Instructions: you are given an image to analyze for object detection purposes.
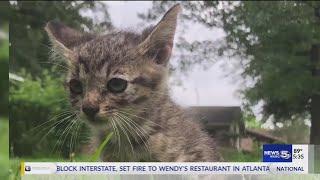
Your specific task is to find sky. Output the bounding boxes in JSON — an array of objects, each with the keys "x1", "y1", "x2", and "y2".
[{"x1": 104, "y1": 1, "x2": 242, "y2": 107}]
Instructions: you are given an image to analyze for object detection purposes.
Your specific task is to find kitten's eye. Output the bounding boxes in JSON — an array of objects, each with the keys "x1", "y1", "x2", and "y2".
[
  {"x1": 107, "y1": 78, "x2": 128, "y2": 93},
  {"x1": 69, "y1": 79, "x2": 83, "y2": 94}
]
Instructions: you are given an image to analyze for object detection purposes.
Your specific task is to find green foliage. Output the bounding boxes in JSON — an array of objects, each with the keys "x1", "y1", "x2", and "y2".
[
  {"x1": 0, "y1": 18, "x2": 9, "y2": 179},
  {"x1": 273, "y1": 120, "x2": 310, "y2": 144},
  {"x1": 0, "y1": 119, "x2": 9, "y2": 179},
  {"x1": 145, "y1": 1, "x2": 320, "y2": 126},
  {"x1": 0, "y1": 22, "x2": 9, "y2": 116},
  {"x1": 220, "y1": 145, "x2": 261, "y2": 162},
  {"x1": 244, "y1": 114, "x2": 262, "y2": 129},
  {"x1": 316, "y1": 146, "x2": 320, "y2": 173},
  {"x1": 9, "y1": 69, "x2": 84, "y2": 157},
  {"x1": 221, "y1": 1, "x2": 320, "y2": 122},
  {"x1": 10, "y1": 70, "x2": 66, "y2": 109},
  {"x1": 7, "y1": 1, "x2": 111, "y2": 76},
  {"x1": 0, "y1": 24, "x2": 8, "y2": 60},
  {"x1": 9, "y1": 158, "x2": 19, "y2": 180}
]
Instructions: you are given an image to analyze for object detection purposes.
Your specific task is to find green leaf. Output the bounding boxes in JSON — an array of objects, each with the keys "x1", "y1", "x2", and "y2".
[{"x1": 90, "y1": 132, "x2": 113, "y2": 162}]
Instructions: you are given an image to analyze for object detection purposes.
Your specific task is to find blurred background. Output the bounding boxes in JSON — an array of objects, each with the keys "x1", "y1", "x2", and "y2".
[
  {"x1": 5, "y1": 1, "x2": 320, "y2": 176},
  {"x1": 0, "y1": 1, "x2": 9, "y2": 179}
]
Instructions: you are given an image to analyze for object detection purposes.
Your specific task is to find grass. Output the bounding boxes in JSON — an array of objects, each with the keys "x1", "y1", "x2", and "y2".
[
  {"x1": 90, "y1": 132, "x2": 113, "y2": 162},
  {"x1": 9, "y1": 131, "x2": 113, "y2": 180},
  {"x1": 219, "y1": 146, "x2": 261, "y2": 162},
  {"x1": 314, "y1": 145, "x2": 320, "y2": 173},
  {"x1": 0, "y1": 118, "x2": 9, "y2": 179}
]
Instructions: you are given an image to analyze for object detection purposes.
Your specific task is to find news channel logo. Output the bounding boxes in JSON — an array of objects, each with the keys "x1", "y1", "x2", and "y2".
[
  {"x1": 263, "y1": 144, "x2": 292, "y2": 162},
  {"x1": 25, "y1": 166, "x2": 31, "y2": 172}
]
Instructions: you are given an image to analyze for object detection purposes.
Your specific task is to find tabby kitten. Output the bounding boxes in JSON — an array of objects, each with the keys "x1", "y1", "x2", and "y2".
[{"x1": 45, "y1": 4, "x2": 221, "y2": 162}]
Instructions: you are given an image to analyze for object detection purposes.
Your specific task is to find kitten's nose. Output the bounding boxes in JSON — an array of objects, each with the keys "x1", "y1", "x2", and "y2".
[{"x1": 82, "y1": 105, "x2": 99, "y2": 119}]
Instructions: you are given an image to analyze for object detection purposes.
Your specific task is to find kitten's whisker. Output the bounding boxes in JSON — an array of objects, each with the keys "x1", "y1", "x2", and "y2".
[
  {"x1": 117, "y1": 108, "x2": 162, "y2": 129},
  {"x1": 116, "y1": 112, "x2": 149, "y2": 138},
  {"x1": 111, "y1": 117, "x2": 121, "y2": 157},
  {"x1": 121, "y1": 120, "x2": 149, "y2": 146},
  {"x1": 59, "y1": 118, "x2": 79, "y2": 155},
  {"x1": 117, "y1": 110, "x2": 164, "y2": 129},
  {"x1": 40, "y1": 42, "x2": 52, "y2": 50},
  {"x1": 117, "y1": 113, "x2": 149, "y2": 141},
  {"x1": 61, "y1": 118, "x2": 79, "y2": 153},
  {"x1": 114, "y1": 113, "x2": 140, "y2": 142},
  {"x1": 51, "y1": 97, "x2": 68, "y2": 104},
  {"x1": 111, "y1": 117, "x2": 121, "y2": 158},
  {"x1": 52, "y1": 122, "x2": 73, "y2": 154},
  {"x1": 73, "y1": 121, "x2": 83, "y2": 154},
  {"x1": 70, "y1": 119, "x2": 82, "y2": 154},
  {"x1": 75, "y1": 121, "x2": 83, "y2": 150},
  {"x1": 69, "y1": 123, "x2": 76, "y2": 155},
  {"x1": 37, "y1": 113, "x2": 76, "y2": 144},
  {"x1": 115, "y1": 113, "x2": 151, "y2": 157},
  {"x1": 114, "y1": 114, "x2": 144, "y2": 156},
  {"x1": 114, "y1": 116, "x2": 135, "y2": 156},
  {"x1": 39, "y1": 61, "x2": 70, "y2": 71},
  {"x1": 52, "y1": 117, "x2": 78, "y2": 154},
  {"x1": 109, "y1": 117, "x2": 118, "y2": 157},
  {"x1": 29, "y1": 111, "x2": 74, "y2": 133},
  {"x1": 51, "y1": 119, "x2": 74, "y2": 155}
]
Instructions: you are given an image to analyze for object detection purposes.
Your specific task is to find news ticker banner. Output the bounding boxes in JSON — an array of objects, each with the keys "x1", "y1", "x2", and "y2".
[{"x1": 21, "y1": 144, "x2": 318, "y2": 175}]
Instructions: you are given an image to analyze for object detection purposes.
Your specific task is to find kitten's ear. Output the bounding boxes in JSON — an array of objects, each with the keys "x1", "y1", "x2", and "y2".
[
  {"x1": 137, "y1": 4, "x2": 181, "y2": 66},
  {"x1": 45, "y1": 21, "x2": 93, "y2": 61}
]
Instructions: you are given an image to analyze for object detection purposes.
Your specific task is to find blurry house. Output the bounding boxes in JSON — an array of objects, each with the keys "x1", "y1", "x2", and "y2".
[
  {"x1": 187, "y1": 106, "x2": 286, "y2": 152},
  {"x1": 243, "y1": 128, "x2": 286, "y2": 148},
  {"x1": 186, "y1": 106, "x2": 244, "y2": 150}
]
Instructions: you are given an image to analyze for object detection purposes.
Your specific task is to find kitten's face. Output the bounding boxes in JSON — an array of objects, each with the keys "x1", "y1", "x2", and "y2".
[
  {"x1": 45, "y1": 4, "x2": 181, "y2": 128},
  {"x1": 67, "y1": 34, "x2": 165, "y2": 126}
]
